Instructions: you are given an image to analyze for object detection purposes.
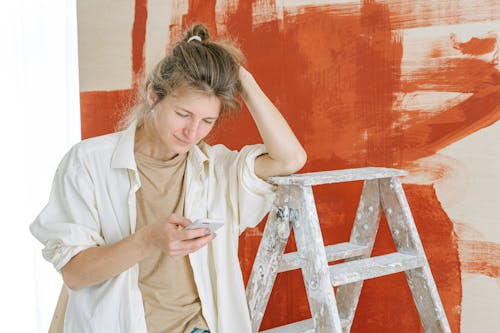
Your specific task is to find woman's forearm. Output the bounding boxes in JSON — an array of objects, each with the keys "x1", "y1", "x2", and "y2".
[
  {"x1": 61, "y1": 227, "x2": 154, "y2": 291},
  {"x1": 240, "y1": 68, "x2": 307, "y2": 178},
  {"x1": 60, "y1": 215, "x2": 213, "y2": 291}
]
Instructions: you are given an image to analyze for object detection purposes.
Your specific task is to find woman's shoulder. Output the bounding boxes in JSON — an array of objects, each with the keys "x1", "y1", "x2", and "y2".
[
  {"x1": 197, "y1": 142, "x2": 267, "y2": 161},
  {"x1": 197, "y1": 141, "x2": 235, "y2": 158},
  {"x1": 78, "y1": 131, "x2": 122, "y2": 151},
  {"x1": 61, "y1": 131, "x2": 123, "y2": 169}
]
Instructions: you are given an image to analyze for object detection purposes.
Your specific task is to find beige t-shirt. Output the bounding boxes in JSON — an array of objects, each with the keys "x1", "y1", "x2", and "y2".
[{"x1": 135, "y1": 151, "x2": 208, "y2": 333}]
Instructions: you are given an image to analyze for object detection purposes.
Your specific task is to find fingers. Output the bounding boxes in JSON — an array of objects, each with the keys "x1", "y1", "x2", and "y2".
[
  {"x1": 186, "y1": 233, "x2": 214, "y2": 252},
  {"x1": 169, "y1": 233, "x2": 216, "y2": 258},
  {"x1": 165, "y1": 214, "x2": 209, "y2": 240},
  {"x1": 158, "y1": 214, "x2": 217, "y2": 258},
  {"x1": 165, "y1": 218, "x2": 210, "y2": 241},
  {"x1": 167, "y1": 213, "x2": 191, "y2": 228},
  {"x1": 181, "y1": 227, "x2": 211, "y2": 240}
]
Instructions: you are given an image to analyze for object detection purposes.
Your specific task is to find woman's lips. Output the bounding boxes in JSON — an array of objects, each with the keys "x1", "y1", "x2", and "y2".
[{"x1": 174, "y1": 135, "x2": 191, "y2": 146}]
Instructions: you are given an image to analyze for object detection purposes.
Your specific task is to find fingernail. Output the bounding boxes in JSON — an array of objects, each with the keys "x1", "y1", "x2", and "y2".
[{"x1": 204, "y1": 228, "x2": 211, "y2": 235}]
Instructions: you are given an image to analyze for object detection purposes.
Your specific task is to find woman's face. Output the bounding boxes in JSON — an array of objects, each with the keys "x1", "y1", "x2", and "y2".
[{"x1": 151, "y1": 90, "x2": 221, "y2": 156}]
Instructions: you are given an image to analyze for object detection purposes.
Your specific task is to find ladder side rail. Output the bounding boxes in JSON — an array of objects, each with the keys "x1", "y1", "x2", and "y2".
[
  {"x1": 268, "y1": 168, "x2": 408, "y2": 186},
  {"x1": 334, "y1": 179, "x2": 382, "y2": 332},
  {"x1": 379, "y1": 177, "x2": 451, "y2": 333},
  {"x1": 246, "y1": 186, "x2": 292, "y2": 333},
  {"x1": 290, "y1": 184, "x2": 343, "y2": 333}
]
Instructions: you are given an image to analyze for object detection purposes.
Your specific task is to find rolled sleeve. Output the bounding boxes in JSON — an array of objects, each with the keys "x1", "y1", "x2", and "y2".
[
  {"x1": 30, "y1": 148, "x2": 105, "y2": 272},
  {"x1": 236, "y1": 144, "x2": 276, "y2": 233},
  {"x1": 42, "y1": 240, "x2": 97, "y2": 272}
]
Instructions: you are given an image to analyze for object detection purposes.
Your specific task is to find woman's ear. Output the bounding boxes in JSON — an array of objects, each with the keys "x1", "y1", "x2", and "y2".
[{"x1": 146, "y1": 84, "x2": 158, "y2": 106}]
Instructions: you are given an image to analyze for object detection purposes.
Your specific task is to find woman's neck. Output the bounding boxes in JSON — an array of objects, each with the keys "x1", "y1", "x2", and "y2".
[{"x1": 134, "y1": 125, "x2": 178, "y2": 161}]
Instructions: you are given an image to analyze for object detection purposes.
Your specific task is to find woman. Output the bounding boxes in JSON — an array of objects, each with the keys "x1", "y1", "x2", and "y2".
[{"x1": 30, "y1": 24, "x2": 306, "y2": 333}]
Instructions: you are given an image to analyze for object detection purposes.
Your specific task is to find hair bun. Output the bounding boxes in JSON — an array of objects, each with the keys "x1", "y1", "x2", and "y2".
[{"x1": 184, "y1": 24, "x2": 209, "y2": 43}]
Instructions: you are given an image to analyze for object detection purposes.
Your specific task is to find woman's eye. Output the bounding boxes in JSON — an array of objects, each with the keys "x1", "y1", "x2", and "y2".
[
  {"x1": 175, "y1": 112, "x2": 189, "y2": 118},
  {"x1": 203, "y1": 119, "x2": 215, "y2": 125}
]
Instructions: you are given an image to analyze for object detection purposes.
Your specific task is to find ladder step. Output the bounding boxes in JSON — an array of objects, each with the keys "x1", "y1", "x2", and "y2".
[
  {"x1": 325, "y1": 242, "x2": 370, "y2": 262},
  {"x1": 259, "y1": 318, "x2": 314, "y2": 333},
  {"x1": 268, "y1": 167, "x2": 408, "y2": 186},
  {"x1": 259, "y1": 318, "x2": 350, "y2": 333},
  {"x1": 330, "y1": 253, "x2": 425, "y2": 287},
  {"x1": 278, "y1": 242, "x2": 370, "y2": 273}
]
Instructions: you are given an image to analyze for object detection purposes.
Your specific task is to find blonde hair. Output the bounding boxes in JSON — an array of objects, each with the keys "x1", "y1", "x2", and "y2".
[{"x1": 117, "y1": 24, "x2": 245, "y2": 131}]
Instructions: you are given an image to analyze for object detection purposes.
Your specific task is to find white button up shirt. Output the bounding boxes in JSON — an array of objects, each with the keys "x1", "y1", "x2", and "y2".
[{"x1": 30, "y1": 123, "x2": 276, "y2": 333}]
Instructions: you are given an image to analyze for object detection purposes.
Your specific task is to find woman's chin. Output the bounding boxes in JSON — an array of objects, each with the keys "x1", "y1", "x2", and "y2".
[{"x1": 172, "y1": 143, "x2": 193, "y2": 155}]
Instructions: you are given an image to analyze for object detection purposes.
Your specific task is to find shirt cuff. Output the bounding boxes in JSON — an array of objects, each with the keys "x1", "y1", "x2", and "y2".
[{"x1": 43, "y1": 239, "x2": 94, "y2": 272}]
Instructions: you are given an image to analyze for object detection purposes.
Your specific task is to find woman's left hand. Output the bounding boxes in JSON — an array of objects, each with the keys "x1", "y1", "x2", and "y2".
[{"x1": 238, "y1": 66, "x2": 307, "y2": 179}]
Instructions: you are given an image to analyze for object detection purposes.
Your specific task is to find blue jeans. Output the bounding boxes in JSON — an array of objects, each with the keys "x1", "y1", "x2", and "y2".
[{"x1": 190, "y1": 329, "x2": 210, "y2": 333}]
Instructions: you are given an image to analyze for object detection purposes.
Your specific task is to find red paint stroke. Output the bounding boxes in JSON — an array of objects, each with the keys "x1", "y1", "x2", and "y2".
[
  {"x1": 400, "y1": 58, "x2": 500, "y2": 162},
  {"x1": 182, "y1": 0, "x2": 217, "y2": 36},
  {"x1": 356, "y1": 1, "x2": 403, "y2": 168},
  {"x1": 452, "y1": 35, "x2": 497, "y2": 56},
  {"x1": 80, "y1": 90, "x2": 135, "y2": 139},
  {"x1": 399, "y1": 185, "x2": 461, "y2": 332},
  {"x1": 132, "y1": 0, "x2": 148, "y2": 89},
  {"x1": 460, "y1": 240, "x2": 500, "y2": 278},
  {"x1": 430, "y1": 47, "x2": 442, "y2": 58},
  {"x1": 385, "y1": 0, "x2": 500, "y2": 30}
]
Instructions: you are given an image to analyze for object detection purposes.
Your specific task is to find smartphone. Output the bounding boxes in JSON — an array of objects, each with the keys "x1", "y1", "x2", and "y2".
[{"x1": 185, "y1": 218, "x2": 224, "y2": 234}]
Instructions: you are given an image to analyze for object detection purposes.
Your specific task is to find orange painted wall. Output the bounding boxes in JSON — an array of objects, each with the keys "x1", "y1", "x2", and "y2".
[{"x1": 79, "y1": 1, "x2": 499, "y2": 331}]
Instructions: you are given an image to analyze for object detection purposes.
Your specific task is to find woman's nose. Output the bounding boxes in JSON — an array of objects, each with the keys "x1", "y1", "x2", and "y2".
[{"x1": 183, "y1": 121, "x2": 198, "y2": 140}]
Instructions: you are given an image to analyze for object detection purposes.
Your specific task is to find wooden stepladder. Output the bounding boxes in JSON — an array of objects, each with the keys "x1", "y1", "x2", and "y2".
[{"x1": 246, "y1": 168, "x2": 451, "y2": 333}]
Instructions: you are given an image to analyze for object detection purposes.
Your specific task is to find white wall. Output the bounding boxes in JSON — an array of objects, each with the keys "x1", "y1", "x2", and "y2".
[{"x1": 0, "y1": 0, "x2": 81, "y2": 331}]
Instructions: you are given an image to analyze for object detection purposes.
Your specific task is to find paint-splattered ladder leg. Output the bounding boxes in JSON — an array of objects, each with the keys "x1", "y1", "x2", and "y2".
[
  {"x1": 379, "y1": 177, "x2": 452, "y2": 333},
  {"x1": 290, "y1": 184, "x2": 343, "y2": 333},
  {"x1": 335, "y1": 179, "x2": 382, "y2": 332},
  {"x1": 246, "y1": 185, "x2": 293, "y2": 333}
]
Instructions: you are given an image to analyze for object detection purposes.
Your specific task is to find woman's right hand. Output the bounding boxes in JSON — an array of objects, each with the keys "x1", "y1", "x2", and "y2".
[
  {"x1": 142, "y1": 213, "x2": 215, "y2": 258},
  {"x1": 61, "y1": 214, "x2": 214, "y2": 291}
]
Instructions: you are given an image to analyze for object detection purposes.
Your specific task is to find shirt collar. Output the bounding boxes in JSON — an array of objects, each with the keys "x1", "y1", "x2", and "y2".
[
  {"x1": 110, "y1": 121, "x2": 209, "y2": 172},
  {"x1": 111, "y1": 122, "x2": 138, "y2": 170},
  {"x1": 188, "y1": 141, "x2": 209, "y2": 176}
]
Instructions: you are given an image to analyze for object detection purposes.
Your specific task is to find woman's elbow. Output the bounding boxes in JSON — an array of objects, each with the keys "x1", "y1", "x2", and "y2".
[
  {"x1": 284, "y1": 149, "x2": 307, "y2": 175},
  {"x1": 61, "y1": 264, "x2": 84, "y2": 291},
  {"x1": 295, "y1": 148, "x2": 307, "y2": 171}
]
